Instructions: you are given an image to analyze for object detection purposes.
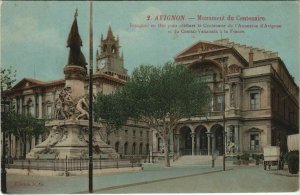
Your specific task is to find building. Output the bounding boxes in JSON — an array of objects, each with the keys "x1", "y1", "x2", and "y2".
[
  {"x1": 152, "y1": 39, "x2": 299, "y2": 158},
  {"x1": 2, "y1": 16, "x2": 151, "y2": 158}
]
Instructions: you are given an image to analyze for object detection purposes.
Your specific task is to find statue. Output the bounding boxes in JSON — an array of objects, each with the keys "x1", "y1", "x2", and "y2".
[
  {"x1": 226, "y1": 141, "x2": 235, "y2": 154},
  {"x1": 55, "y1": 87, "x2": 76, "y2": 120},
  {"x1": 76, "y1": 95, "x2": 89, "y2": 120},
  {"x1": 66, "y1": 9, "x2": 87, "y2": 70}
]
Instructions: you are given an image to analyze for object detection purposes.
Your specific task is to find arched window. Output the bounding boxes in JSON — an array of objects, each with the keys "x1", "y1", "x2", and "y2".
[
  {"x1": 115, "y1": 142, "x2": 119, "y2": 153},
  {"x1": 124, "y1": 142, "x2": 128, "y2": 155},
  {"x1": 139, "y1": 143, "x2": 143, "y2": 155},
  {"x1": 132, "y1": 143, "x2": 136, "y2": 155}
]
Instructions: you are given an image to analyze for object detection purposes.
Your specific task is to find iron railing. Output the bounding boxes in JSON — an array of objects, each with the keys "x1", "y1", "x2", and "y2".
[{"x1": 5, "y1": 156, "x2": 142, "y2": 171}]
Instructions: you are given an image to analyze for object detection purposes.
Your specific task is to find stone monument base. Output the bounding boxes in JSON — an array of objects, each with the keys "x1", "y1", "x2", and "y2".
[{"x1": 26, "y1": 120, "x2": 119, "y2": 159}]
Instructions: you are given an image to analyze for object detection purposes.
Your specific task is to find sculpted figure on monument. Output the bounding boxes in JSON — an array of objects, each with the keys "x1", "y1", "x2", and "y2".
[
  {"x1": 55, "y1": 87, "x2": 76, "y2": 120},
  {"x1": 76, "y1": 95, "x2": 89, "y2": 120}
]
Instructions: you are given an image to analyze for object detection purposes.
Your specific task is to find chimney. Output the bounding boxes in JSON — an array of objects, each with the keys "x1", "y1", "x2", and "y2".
[{"x1": 249, "y1": 49, "x2": 254, "y2": 67}]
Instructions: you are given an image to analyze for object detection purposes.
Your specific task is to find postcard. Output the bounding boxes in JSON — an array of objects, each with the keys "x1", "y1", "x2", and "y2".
[{"x1": 1, "y1": 1, "x2": 299, "y2": 194}]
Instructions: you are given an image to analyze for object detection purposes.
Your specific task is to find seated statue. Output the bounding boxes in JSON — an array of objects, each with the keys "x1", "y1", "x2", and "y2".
[{"x1": 76, "y1": 95, "x2": 89, "y2": 120}]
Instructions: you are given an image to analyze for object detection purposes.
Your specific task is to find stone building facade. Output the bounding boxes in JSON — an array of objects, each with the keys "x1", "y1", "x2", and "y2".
[
  {"x1": 2, "y1": 24, "x2": 151, "y2": 159},
  {"x1": 152, "y1": 39, "x2": 299, "y2": 158}
]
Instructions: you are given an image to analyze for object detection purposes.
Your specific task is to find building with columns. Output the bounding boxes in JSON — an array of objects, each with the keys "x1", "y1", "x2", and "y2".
[
  {"x1": 2, "y1": 18, "x2": 151, "y2": 158},
  {"x1": 152, "y1": 39, "x2": 299, "y2": 158}
]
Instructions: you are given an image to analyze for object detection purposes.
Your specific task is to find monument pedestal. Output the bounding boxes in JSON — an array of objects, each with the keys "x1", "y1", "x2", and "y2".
[{"x1": 26, "y1": 120, "x2": 119, "y2": 159}]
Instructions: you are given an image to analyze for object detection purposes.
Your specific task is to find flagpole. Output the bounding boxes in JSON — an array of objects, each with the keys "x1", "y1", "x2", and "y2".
[{"x1": 88, "y1": 0, "x2": 94, "y2": 193}]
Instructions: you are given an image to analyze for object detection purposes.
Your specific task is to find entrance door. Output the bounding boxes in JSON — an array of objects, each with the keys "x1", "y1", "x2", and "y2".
[
  {"x1": 199, "y1": 129, "x2": 208, "y2": 155},
  {"x1": 180, "y1": 127, "x2": 192, "y2": 155},
  {"x1": 215, "y1": 127, "x2": 224, "y2": 155}
]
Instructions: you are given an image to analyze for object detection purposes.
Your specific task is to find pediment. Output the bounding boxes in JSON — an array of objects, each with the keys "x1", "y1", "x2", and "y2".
[
  {"x1": 175, "y1": 41, "x2": 229, "y2": 58},
  {"x1": 11, "y1": 78, "x2": 44, "y2": 90}
]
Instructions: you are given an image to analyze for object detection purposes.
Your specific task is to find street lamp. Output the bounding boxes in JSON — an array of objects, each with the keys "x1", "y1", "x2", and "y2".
[
  {"x1": 1, "y1": 99, "x2": 10, "y2": 193},
  {"x1": 88, "y1": 1, "x2": 94, "y2": 193}
]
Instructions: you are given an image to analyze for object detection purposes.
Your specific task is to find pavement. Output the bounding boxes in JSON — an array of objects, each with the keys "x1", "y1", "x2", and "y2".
[{"x1": 5, "y1": 163, "x2": 299, "y2": 194}]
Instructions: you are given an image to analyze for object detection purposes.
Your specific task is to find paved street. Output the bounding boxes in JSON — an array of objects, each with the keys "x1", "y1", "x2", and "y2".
[{"x1": 6, "y1": 164, "x2": 299, "y2": 194}]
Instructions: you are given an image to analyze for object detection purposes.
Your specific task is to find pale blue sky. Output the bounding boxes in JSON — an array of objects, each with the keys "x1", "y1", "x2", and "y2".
[{"x1": 1, "y1": 1, "x2": 299, "y2": 85}]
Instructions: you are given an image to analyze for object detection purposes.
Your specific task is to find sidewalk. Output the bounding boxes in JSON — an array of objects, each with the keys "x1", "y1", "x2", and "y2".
[
  {"x1": 7, "y1": 163, "x2": 224, "y2": 194},
  {"x1": 6, "y1": 163, "x2": 299, "y2": 194}
]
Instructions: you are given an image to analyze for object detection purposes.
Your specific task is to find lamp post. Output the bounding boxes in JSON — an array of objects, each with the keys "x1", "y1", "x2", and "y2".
[
  {"x1": 1, "y1": 99, "x2": 10, "y2": 193},
  {"x1": 88, "y1": 1, "x2": 94, "y2": 193},
  {"x1": 221, "y1": 54, "x2": 227, "y2": 172}
]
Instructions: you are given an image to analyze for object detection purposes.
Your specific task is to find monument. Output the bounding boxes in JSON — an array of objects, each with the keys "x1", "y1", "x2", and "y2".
[{"x1": 26, "y1": 11, "x2": 118, "y2": 159}]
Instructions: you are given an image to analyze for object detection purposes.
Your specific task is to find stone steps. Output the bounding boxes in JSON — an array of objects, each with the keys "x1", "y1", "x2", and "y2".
[{"x1": 173, "y1": 155, "x2": 224, "y2": 165}]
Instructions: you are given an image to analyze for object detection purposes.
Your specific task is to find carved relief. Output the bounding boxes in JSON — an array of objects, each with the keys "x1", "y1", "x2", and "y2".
[
  {"x1": 197, "y1": 44, "x2": 222, "y2": 53},
  {"x1": 54, "y1": 87, "x2": 92, "y2": 120},
  {"x1": 228, "y1": 64, "x2": 241, "y2": 74}
]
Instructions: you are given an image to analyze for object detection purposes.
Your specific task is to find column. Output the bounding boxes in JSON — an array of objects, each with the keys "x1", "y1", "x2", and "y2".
[
  {"x1": 196, "y1": 133, "x2": 200, "y2": 155},
  {"x1": 38, "y1": 94, "x2": 43, "y2": 119},
  {"x1": 191, "y1": 133, "x2": 195, "y2": 155},
  {"x1": 52, "y1": 91, "x2": 56, "y2": 118},
  {"x1": 14, "y1": 97, "x2": 18, "y2": 112},
  {"x1": 33, "y1": 94, "x2": 36, "y2": 117},
  {"x1": 177, "y1": 135, "x2": 180, "y2": 157},
  {"x1": 19, "y1": 96, "x2": 23, "y2": 114},
  {"x1": 234, "y1": 125, "x2": 240, "y2": 152},
  {"x1": 207, "y1": 133, "x2": 211, "y2": 155},
  {"x1": 212, "y1": 134, "x2": 216, "y2": 155}
]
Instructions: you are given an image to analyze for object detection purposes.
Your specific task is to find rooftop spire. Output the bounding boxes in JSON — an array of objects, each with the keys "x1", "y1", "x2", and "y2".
[
  {"x1": 107, "y1": 25, "x2": 114, "y2": 39},
  {"x1": 66, "y1": 9, "x2": 87, "y2": 67}
]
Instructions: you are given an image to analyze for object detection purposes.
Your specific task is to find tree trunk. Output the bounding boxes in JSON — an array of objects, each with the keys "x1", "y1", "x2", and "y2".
[
  {"x1": 8, "y1": 133, "x2": 12, "y2": 157},
  {"x1": 22, "y1": 138, "x2": 27, "y2": 159},
  {"x1": 163, "y1": 137, "x2": 170, "y2": 167}
]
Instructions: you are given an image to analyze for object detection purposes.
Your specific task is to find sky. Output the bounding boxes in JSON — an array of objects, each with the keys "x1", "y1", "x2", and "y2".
[{"x1": 1, "y1": 1, "x2": 299, "y2": 85}]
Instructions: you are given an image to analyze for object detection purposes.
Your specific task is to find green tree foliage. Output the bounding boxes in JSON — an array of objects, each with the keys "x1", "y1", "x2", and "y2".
[
  {"x1": 94, "y1": 90, "x2": 128, "y2": 143},
  {"x1": 1, "y1": 112, "x2": 48, "y2": 158},
  {"x1": 1, "y1": 65, "x2": 17, "y2": 91},
  {"x1": 94, "y1": 61, "x2": 211, "y2": 166}
]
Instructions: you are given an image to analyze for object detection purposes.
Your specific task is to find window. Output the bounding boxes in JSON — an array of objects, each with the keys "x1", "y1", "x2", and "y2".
[
  {"x1": 200, "y1": 74, "x2": 214, "y2": 82},
  {"x1": 124, "y1": 142, "x2": 128, "y2": 155},
  {"x1": 250, "y1": 134, "x2": 259, "y2": 151},
  {"x1": 46, "y1": 105, "x2": 52, "y2": 119},
  {"x1": 115, "y1": 142, "x2": 119, "y2": 153},
  {"x1": 146, "y1": 131, "x2": 150, "y2": 140},
  {"x1": 215, "y1": 95, "x2": 224, "y2": 111},
  {"x1": 250, "y1": 92, "x2": 260, "y2": 110},
  {"x1": 28, "y1": 100, "x2": 34, "y2": 116},
  {"x1": 140, "y1": 131, "x2": 143, "y2": 137},
  {"x1": 124, "y1": 130, "x2": 128, "y2": 136},
  {"x1": 133, "y1": 130, "x2": 136, "y2": 137},
  {"x1": 158, "y1": 137, "x2": 164, "y2": 153},
  {"x1": 139, "y1": 143, "x2": 143, "y2": 155},
  {"x1": 132, "y1": 143, "x2": 136, "y2": 155}
]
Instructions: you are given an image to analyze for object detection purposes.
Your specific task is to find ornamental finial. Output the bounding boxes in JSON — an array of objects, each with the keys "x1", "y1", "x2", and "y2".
[{"x1": 74, "y1": 8, "x2": 78, "y2": 18}]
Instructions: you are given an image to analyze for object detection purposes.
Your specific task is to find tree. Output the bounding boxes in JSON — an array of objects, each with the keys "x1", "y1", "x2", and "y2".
[
  {"x1": 1, "y1": 65, "x2": 17, "y2": 92},
  {"x1": 1, "y1": 112, "x2": 48, "y2": 158},
  {"x1": 94, "y1": 91, "x2": 128, "y2": 143},
  {"x1": 94, "y1": 61, "x2": 211, "y2": 167},
  {"x1": 1, "y1": 65, "x2": 17, "y2": 157}
]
